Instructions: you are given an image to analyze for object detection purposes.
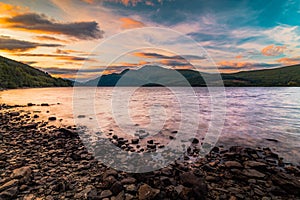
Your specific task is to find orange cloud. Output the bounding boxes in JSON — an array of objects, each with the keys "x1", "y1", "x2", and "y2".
[
  {"x1": 261, "y1": 45, "x2": 286, "y2": 56},
  {"x1": 277, "y1": 57, "x2": 300, "y2": 65},
  {"x1": 34, "y1": 36, "x2": 68, "y2": 43},
  {"x1": 81, "y1": 0, "x2": 94, "y2": 4},
  {"x1": 235, "y1": 55, "x2": 243, "y2": 59},
  {"x1": 217, "y1": 60, "x2": 252, "y2": 68},
  {"x1": 120, "y1": 17, "x2": 145, "y2": 29},
  {"x1": 0, "y1": 2, "x2": 28, "y2": 16}
]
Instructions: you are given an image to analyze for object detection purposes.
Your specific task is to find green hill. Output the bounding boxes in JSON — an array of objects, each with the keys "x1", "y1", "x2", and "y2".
[
  {"x1": 84, "y1": 65, "x2": 300, "y2": 87},
  {"x1": 222, "y1": 65, "x2": 300, "y2": 86},
  {"x1": 0, "y1": 55, "x2": 72, "y2": 89}
]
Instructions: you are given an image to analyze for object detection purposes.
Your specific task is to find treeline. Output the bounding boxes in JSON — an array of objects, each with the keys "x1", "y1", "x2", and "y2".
[{"x1": 0, "y1": 56, "x2": 72, "y2": 89}]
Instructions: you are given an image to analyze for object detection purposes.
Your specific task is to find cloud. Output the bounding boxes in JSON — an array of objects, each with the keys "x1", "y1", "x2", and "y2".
[
  {"x1": 0, "y1": 35, "x2": 62, "y2": 52},
  {"x1": 235, "y1": 55, "x2": 243, "y2": 59},
  {"x1": 14, "y1": 53, "x2": 95, "y2": 62},
  {"x1": 217, "y1": 60, "x2": 279, "y2": 71},
  {"x1": 34, "y1": 35, "x2": 68, "y2": 43},
  {"x1": 261, "y1": 45, "x2": 286, "y2": 56},
  {"x1": 0, "y1": 13, "x2": 104, "y2": 40},
  {"x1": 277, "y1": 57, "x2": 300, "y2": 65},
  {"x1": 0, "y1": 2, "x2": 28, "y2": 16},
  {"x1": 132, "y1": 52, "x2": 205, "y2": 60},
  {"x1": 120, "y1": 17, "x2": 145, "y2": 29},
  {"x1": 55, "y1": 48, "x2": 87, "y2": 55}
]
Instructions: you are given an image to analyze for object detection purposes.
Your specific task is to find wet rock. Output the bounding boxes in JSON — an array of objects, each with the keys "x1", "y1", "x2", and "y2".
[
  {"x1": 110, "y1": 181, "x2": 124, "y2": 195},
  {"x1": 138, "y1": 184, "x2": 160, "y2": 200},
  {"x1": 33, "y1": 114, "x2": 39, "y2": 118},
  {"x1": 271, "y1": 172, "x2": 300, "y2": 195},
  {"x1": 121, "y1": 177, "x2": 136, "y2": 185},
  {"x1": 244, "y1": 161, "x2": 267, "y2": 169},
  {"x1": 0, "y1": 186, "x2": 18, "y2": 199},
  {"x1": 180, "y1": 172, "x2": 207, "y2": 199},
  {"x1": 224, "y1": 161, "x2": 243, "y2": 168},
  {"x1": 48, "y1": 116, "x2": 56, "y2": 121},
  {"x1": 22, "y1": 123, "x2": 38, "y2": 129},
  {"x1": 74, "y1": 185, "x2": 97, "y2": 199},
  {"x1": 242, "y1": 169, "x2": 265, "y2": 179},
  {"x1": 0, "y1": 180, "x2": 19, "y2": 192},
  {"x1": 100, "y1": 190, "x2": 112, "y2": 198},
  {"x1": 10, "y1": 112, "x2": 20, "y2": 116},
  {"x1": 191, "y1": 138, "x2": 199, "y2": 144},
  {"x1": 131, "y1": 139, "x2": 139, "y2": 144},
  {"x1": 265, "y1": 138, "x2": 278, "y2": 143},
  {"x1": 11, "y1": 166, "x2": 31, "y2": 182}
]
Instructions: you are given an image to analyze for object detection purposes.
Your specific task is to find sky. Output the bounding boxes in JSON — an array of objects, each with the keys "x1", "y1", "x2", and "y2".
[{"x1": 0, "y1": 0, "x2": 300, "y2": 81}]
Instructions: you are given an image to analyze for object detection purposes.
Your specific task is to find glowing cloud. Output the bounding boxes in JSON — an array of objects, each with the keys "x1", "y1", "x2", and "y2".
[
  {"x1": 120, "y1": 17, "x2": 145, "y2": 29},
  {"x1": 261, "y1": 45, "x2": 286, "y2": 56},
  {"x1": 277, "y1": 57, "x2": 300, "y2": 65}
]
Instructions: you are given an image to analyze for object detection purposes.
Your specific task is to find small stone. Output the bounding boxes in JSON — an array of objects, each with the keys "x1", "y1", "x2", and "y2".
[
  {"x1": 191, "y1": 138, "x2": 199, "y2": 144},
  {"x1": 225, "y1": 161, "x2": 243, "y2": 168},
  {"x1": 100, "y1": 190, "x2": 112, "y2": 198},
  {"x1": 110, "y1": 181, "x2": 123, "y2": 195},
  {"x1": 41, "y1": 103, "x2": 49, "y2": 106},
  {"x1": 11, "y1": 166, "x2": 31, "y2": 182},
  {"x1": 48, "y1": 116, "x2": 56, "y2": 121},
  {"x1": 121, "y1": 177, "x2": 136, "y2": 185},
  {"x1": 244, "y1": 161, "x2": 267, "y2": 169},
  {"x1": 0, "y1": 180, "x2": 19, "y2": 192},
  {"x1": 131, "y1": 139, "x2": 139, "y2": 144},
  {"x1": 242, "y1": 169, "x2": 265, "y2": 178},
  {"x1": 138, "y1": 184, "x2": 160, "y2": 200},
  {"x1": 0, "y1": 186, "x2": 18, "y2": 199}
]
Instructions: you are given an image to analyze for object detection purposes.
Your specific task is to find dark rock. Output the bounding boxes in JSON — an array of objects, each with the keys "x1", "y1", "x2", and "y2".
[
  {"x1": 100, "y1": 190, "x2": 112, "y2": 198},
  {"x1": 27, "y1": 103, "x2": 34, "y2": 106},
  {"x1": 131, "y1": 139, "x2": 139, "y2": 144},
  {"x1": 48, "y1": 116, "x2": 56, "y2": 121},
  {"x1": 265, "y1": 138, "x2": 279, "y2": 143},
  {"x1": 74, "y1": 185, "x2": 97, "y2": 199},
  {"x1": 147, "y1": 144, "x2": 156, "y2": 149},
  {"x1": 243, "y1": 161, "x2": 267, "y2": 169},
  {"x1": 41, "y1": 103, "x2": 49, "y2": 106},
  {"x1": 271, "y1": 172, "x2": 300, "y2": 195},
  {"x1": 33, "y1": 114, "x2": 39, "y2": 118},
  {"x1": 10, "y1": 112, "x2": 20, "y2": 116},
  {"x1": 138, "y1": 184, "x2": 160, "y2": 200},
  {"x1": 180, "y1": 172, "x2": 207, "y2": 199},
  {"x1": 191, "y1": 138, "x2": 199, "y2": 144},
  {"x1": 110, "y1": 181, "x2": 124, "y2": 195},
  {"x1": 22, "y1": 123, "x2": 38, "y2": 129},
  {"x1": 147, "y1": 140, "x2": 154, "y2": 144},
  {"x1": 242, "y1": 169, "x2": 265, "y2": 179},
  {"x1": 169, "y1": 136, "x2": 175, "y2": 140},
  {"x1": 0, "y1": 180, "x2": 19, "y2": 192},
  {"x1": 224, "y1": 161, "x2": 243, "y2": 168},
  {"x1": 121, "y1": 177, "x2": 136, "y2": 185},
  {"x1": 0, "y1": 186, "x2": 18, "y2": 199},
  {"x1": 11, "y1": 166, "x2": 31, "y2": 182}
]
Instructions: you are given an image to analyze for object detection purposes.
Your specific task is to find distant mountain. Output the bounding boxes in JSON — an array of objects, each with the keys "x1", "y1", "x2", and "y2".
[
  {"x1": 0, "y1": 55, "x2": 72, "y2": 89},
  {"x1": 84, "y1": 65, "x2": 300, "y2": 87}
]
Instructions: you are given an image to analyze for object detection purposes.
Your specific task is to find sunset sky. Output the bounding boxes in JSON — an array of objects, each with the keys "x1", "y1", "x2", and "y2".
[{"x1": 0, "y1": 0, "x2": 300, "y2": 81}]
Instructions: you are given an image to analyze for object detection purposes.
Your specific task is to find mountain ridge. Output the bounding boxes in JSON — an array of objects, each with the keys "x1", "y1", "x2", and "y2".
[{"x1": 84, "y1": 64, "x2": 300, "y2": 87}]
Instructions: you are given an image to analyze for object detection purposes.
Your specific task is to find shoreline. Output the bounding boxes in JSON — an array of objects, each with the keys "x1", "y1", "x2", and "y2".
[{"x1": 0, "y1": 104, "x2": 300, "y2": 199}]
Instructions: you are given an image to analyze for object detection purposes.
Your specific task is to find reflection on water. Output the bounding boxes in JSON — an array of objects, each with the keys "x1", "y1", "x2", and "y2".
[{"x1": 0, "y1": 87, "x2": 299, "y2": 164}]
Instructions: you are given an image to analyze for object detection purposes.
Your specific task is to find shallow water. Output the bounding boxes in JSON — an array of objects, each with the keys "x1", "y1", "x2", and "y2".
[{"x1": 0, "y1": 87, "x2": 299, "y2": 164}]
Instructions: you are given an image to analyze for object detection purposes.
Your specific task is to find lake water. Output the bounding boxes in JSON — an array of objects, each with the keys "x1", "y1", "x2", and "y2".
[{"x1": 0, "y1": 87, "x2": 299, "y2": 164}]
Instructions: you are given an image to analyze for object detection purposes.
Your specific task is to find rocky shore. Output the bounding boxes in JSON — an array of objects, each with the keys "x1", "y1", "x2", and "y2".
[{"x1": 0, "y1": 104, "x2": 299, "y2": 200}]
